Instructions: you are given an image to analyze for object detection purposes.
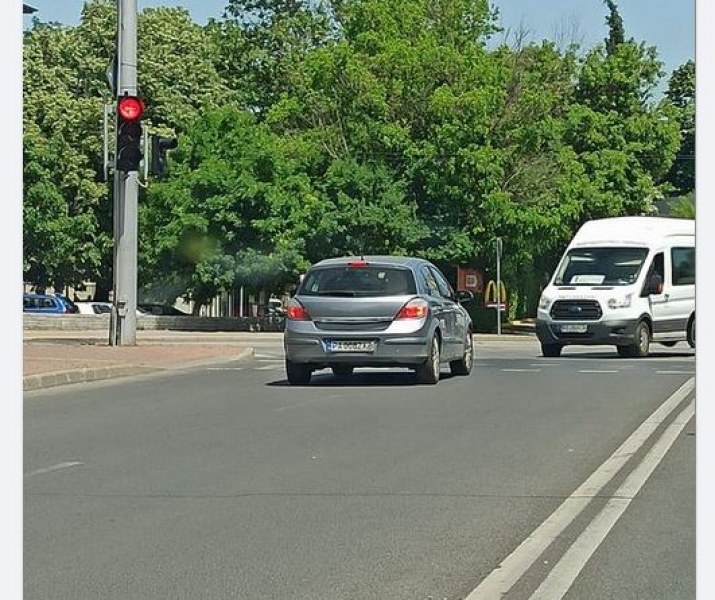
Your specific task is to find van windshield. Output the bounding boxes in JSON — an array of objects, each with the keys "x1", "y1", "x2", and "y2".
[{"x1": 553, "y1": 247, "x2": 649, "y2": 286}]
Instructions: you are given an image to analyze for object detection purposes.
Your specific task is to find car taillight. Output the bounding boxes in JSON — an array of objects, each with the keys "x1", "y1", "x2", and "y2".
[
  {"x1": 286, "y1": 299, "x2": 311, "y2": 321},
  {"x1": 395, "y1": 299, "x2": 428, "y2": 319}
]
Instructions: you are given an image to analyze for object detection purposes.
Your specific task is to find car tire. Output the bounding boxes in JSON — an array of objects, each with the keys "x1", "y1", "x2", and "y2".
[
  {"x1": 416, "y1": 334, "x2": 441, "y2": 384},
  {"x1": 541, "y1": 343, "x2": 562, "y2": 358},
  {"x1": 331, "y1": 366, "x2": 354, "y2": 378},
  {"x1": 687, "y1": 316, "x2": 695, "y2": 349},
  {"x1": 450, "y1": 332, "x2": 474, "y2": 376},
  {"x1": 626, "y1": 320, "x2": 651, "y2": 358},
  {"x1": 286, "y1": 360, "x2": 311, "y2": 385}
]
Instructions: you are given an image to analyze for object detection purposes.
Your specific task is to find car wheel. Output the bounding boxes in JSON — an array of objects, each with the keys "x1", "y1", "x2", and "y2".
[
  {"x1": 331, "y1": 366, "x2": 354, "y2": 378},
  {"x1": 416, "y1": 334, "x2": 441, "y2": 384},
  {"x1": 541, "y1": 343, "x2": 562, "y2": 358},
  {"x1": 687, "y1": 316, "x2": 695, "y2": 349},
  {"x1": 285, "y1": 360, "x2": 311, "y2": 385},
  {"x1": 627, "y1": 321, "x2": 651, "y2": 358},
  {"x1": 450, "y1": 331, "x2": 473, "y2": 376}
]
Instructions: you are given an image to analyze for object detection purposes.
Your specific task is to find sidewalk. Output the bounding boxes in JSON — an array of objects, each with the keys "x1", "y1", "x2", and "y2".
[{"x1": 23, "y1": 335, "x2": 255, "y2": 392}]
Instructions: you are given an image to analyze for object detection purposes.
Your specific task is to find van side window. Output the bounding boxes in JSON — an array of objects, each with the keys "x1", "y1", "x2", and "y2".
[
  {"x1": 671, "y1": 247, "x2": 695, "y2": 286},
  {"x1": 641, "y1": 252, "x2": 664, "y2": 297}
]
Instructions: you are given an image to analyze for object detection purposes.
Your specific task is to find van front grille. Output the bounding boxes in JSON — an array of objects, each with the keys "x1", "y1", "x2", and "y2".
[{"x1": 550, "y1": 300, "x2": 602, "y2": 321}]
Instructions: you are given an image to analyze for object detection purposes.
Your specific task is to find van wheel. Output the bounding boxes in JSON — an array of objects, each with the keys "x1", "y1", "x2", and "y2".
[
  {"x1": 416, "y1": 335, "x2": 441, "y2": 384},
  {"x1": 687, "y1": 316, "x2": 695, "y2": 348},
  {"x1": 627, "y1": 321, "x2": 651, "y2": 358},
  {"x1": 286, "y1": 360, "x2": 311, "y2": 385},
  {"x1": 541, "y1": 343, "x2": 562, "y2": 358},
  {"x1": 450, "y1": 332, "x2": 473, "y2": 376}
]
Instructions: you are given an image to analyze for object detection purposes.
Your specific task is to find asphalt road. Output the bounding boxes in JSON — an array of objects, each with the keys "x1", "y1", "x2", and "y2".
[{"x1": 24, "y1": 338, "x2": 695, "y2": 600}]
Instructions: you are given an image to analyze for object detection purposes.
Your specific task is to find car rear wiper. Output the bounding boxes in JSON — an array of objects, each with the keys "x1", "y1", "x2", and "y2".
[{"x1": 315, "y1": 290, "x2": 357, "y2": 297}]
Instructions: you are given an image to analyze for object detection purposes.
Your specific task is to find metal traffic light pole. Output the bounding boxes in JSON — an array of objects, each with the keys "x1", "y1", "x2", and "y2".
[{"x1": 111, "y1": 0, "x2": 139, "y2": 345}]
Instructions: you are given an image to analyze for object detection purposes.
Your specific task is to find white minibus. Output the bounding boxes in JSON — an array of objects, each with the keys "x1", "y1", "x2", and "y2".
[{"x1": 536, "y1": 216, "x2": 695, "y2": 357}]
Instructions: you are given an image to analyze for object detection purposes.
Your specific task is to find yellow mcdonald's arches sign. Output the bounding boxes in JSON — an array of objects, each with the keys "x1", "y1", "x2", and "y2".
[{"x1": 484, "y1": 279, "x2": 507, "y2": 309}]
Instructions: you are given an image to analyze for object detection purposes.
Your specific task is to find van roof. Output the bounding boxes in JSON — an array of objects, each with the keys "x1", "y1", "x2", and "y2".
[{"x1": 571, "y1": 217, "x2": 694, "y2": 247}]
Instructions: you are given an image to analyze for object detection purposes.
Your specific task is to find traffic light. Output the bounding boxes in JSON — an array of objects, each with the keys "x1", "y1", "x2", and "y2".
[
  {"x1": 150, "y1": 135, "x2": 178, "y2": 178},
  {"x1": 115, "y1": 95, "x2": 144, "y2": 172}
]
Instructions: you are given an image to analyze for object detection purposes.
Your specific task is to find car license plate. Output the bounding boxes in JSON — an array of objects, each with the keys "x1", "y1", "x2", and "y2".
[
  {"x1": 325, "y1": 340, "x2": 376, "y2": 353},
  {"x1": 560, "y1": 324, "x2": 588, "y2": 333}
]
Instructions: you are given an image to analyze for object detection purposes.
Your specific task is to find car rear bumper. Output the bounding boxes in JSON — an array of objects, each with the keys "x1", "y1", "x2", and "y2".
[{"x1": 284, "y1": 328, "x2": 432, "y2": 367}]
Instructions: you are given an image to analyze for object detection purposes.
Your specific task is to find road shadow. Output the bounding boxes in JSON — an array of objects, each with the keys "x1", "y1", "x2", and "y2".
[
  {"x1": 543, "y1": 349, "x2": 695, "y2": 360},
  {"x1": 266, "y1": 369, "x2": 459, "y2": 387}
]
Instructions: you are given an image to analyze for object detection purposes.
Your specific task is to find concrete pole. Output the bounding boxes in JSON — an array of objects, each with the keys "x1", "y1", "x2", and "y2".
[{"x1": 111, "y1": 0, "x2": 139, "y2": 345}]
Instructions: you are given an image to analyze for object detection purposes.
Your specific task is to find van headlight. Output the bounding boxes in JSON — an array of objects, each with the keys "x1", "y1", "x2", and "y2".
[
  {"x1": 607, "y1": 294, "x2": 633, "y2": 309},
  {"x1": 538, "y1": 294, "x2": 553, "y2": 310}
]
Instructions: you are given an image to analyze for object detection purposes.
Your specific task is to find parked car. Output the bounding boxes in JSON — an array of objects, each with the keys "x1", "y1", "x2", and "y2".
[
  {"x1": 137, "y1": 303, "x2": 190, "y2": 316},
  {"x1": 75, "y1": 301, "x2": 113, "y2": 315},
  {"x1": 23, "y1": 293, "x2": 79, "y2": 314},
  {"x1": 283, "y1": 256, "x2": 475, "y2": 385}
]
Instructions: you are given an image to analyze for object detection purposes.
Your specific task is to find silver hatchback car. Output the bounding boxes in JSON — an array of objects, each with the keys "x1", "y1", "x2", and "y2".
[{"x1": 283, "y1": 256, "x2": 475, "y2": 385}]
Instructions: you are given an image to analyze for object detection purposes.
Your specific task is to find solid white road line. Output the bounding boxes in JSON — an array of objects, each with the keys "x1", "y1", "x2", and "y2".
[
  {"x1": 501, "y1": 368, "x2": 542, "y2": 373},
  {"x1": 25, "y1": 461, "x2": 84, "y2": 478},
  {"x1": 464, "y1": 377, "x2": 695, "y2": 600},
  {"x1": 206, "y1": 367, "x2": 243, "y2": 371},
  {"x1": 529, "y1": 400, "x2": 695, "y2": 599},
  {"x1": 578, "y1": 370, "x2": 620, "y2": 374},
  {"x1": 656, "y1": 370, "x2": 695, "y2": 375}
]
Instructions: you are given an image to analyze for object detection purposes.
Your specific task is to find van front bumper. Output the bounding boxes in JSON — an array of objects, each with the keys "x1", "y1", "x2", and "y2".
[{"x1": 535, "y1": 318, "x2": 639, "y2": 346}]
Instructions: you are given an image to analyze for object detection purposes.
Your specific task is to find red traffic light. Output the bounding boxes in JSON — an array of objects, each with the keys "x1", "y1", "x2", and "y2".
[{"x1": 117, "y1": 96, "x2": 144, "y2": 122}]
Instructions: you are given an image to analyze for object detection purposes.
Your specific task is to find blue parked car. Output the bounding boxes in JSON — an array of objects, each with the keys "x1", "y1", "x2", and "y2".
[{"x1": 23, "y1": 293, "x2": 79, "y2": 314}]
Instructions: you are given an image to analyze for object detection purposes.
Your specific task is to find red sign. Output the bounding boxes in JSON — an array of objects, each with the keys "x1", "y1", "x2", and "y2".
[{"x1": 457, "y1": 267, "x2": 483, "y2": 293}]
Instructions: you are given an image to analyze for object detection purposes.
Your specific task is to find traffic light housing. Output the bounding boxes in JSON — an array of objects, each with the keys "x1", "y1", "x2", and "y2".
[
  {"x1": 150, "y1": 135, "x2": 178, "y2": 178},
  {"x1": 115, "y1": 95, "x2": 144, "y2": 172}
]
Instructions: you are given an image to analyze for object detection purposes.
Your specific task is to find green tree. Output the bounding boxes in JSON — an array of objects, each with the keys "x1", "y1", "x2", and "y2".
[
  {"x1": 23, "y1": 0, "x2": 233, "y2": 297},
  {"x1": 663, "y1": 60, "x2": 695, "y2": 195}
]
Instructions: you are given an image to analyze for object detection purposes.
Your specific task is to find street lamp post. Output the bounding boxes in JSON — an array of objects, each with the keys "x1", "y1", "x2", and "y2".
[{"x1": 495, "y1": 237, "x2": 503, "y2": 335}]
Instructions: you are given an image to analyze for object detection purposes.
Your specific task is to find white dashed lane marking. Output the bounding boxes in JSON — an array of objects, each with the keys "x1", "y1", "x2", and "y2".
[{"x1": 25, "y1": 461, "x2": 84, "y2": 478}]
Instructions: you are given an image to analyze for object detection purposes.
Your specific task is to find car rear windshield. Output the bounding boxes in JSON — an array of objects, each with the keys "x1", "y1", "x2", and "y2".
[{"x1": 300, "y1": 266, "x2": 417, "y2": 297}]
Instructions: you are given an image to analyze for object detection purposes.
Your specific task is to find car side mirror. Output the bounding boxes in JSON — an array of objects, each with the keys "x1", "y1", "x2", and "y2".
[
  {"x1": 456, "y1": 290, "x2": 475, "y2": 304},
  {"x1": 648, "y1": 276, "x2": 663, "y2": 295}
]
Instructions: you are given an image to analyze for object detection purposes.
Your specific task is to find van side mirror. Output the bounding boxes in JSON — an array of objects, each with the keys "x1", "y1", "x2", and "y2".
[{"x1": 456, "y1": 290, "x2": 475, "y2": 304}]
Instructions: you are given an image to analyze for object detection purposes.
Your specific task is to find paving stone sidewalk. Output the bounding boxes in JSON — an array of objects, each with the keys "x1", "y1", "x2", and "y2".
[{"x1": 23, "y1": 341, "x2": 254, "y2": 391}]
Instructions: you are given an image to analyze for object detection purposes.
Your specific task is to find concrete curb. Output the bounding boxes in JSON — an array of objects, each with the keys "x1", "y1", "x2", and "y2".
[
  {"x1": 23, "y1": 365, "x2": 161, "y2": 392},
  {"x1": 23, "y1": 347, "x2": 256, "y2": 392}
]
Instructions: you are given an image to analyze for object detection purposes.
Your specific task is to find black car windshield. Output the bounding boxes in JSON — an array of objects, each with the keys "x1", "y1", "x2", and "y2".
[
  {"x1": 300, "y1": 266, "x2": 417, "y2": 297},
  {"x1": 553, "y1": 247, "x2": 649, "y2": 286}
]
